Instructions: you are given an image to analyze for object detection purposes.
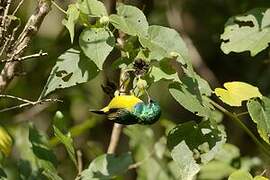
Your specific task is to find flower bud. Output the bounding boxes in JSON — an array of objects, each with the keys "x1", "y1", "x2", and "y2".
[
  {"x1": 100, "y1": 16, "x2": 109, "y2": 25},
  {"x1": 137, "y1": 79, "x2": 147, "y2": 90},
  {"x1": 0, "y1": 127, "x2": 12, "y2": 157}
]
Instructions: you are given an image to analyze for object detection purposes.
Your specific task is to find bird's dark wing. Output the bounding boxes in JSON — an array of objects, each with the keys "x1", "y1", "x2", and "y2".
[{"x1": 107, "y1": 108, "x2": 141, "y2": 125}]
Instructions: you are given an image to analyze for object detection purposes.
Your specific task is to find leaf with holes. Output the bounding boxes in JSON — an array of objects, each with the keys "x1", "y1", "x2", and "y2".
[
  {"x1": 168, "y1": 121, "x2": 226, "y2": 180},
  {"x1": 247, "y1": 97, "x2": 270, "y2": 144},
  {"x1": 79, "y1": 28, "x2": 115, "y2": 70},
  {"x1": 76, "y1": 0, "x2": 107, "y2": 17},
  {"x1": 41, "y1": 48, "x2": 99, "y2": 97},
  {"x1": 221, "y1": 8, "x2": 270, "y2": 56},
  {"x1": 215, "y1": 81, "x2": 262, "y2": 107},
  {"x1": 109, "y1": 4, "x2": 148, "y2": 37},
  {"x1": 62, "y1": 4, "x2": 80, "y2": 43},
  {"x1": 139, "y1": 25, "x2": 190, "y2": 65}
]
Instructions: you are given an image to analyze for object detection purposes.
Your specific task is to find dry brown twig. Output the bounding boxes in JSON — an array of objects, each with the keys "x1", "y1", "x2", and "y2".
[
  {"x1": 0, "y1": 94, "x2": 62, "y2": 113},
  {"x1": 0, "y1": 50, "x2": 48, "y2": 63},
  {"x1": 0, "y1": 0, "x2": 52, "y2": 93}
]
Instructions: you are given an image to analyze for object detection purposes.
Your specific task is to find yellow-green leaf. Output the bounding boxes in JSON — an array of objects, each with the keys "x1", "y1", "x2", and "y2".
[{"x1": 214, "y1": 82, "x2": 262, "y2": 107}]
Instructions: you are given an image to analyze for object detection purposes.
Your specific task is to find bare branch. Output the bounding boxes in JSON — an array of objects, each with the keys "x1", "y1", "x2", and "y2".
[
  {"x1": 0, "y1": 95, "x2": 62, "y2": 113},
  {"x1": 0, "y1": 50, "x2": 48, "y2": 63},
  {"x1": 12, "y1": 0, "x2": 25, "y2": 15},
  {"x1": 0, "y1": 0, "x2": 52, "y2": 93}
]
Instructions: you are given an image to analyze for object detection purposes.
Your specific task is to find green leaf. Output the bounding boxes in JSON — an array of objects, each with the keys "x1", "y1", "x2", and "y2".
[
  {"x1": 79, "y1": 28, "x2": 115, "y2": 70},
  {"x1": 139, "y1": 25, "x2": 189, "y2": 65},
  {"x1": 80, "y1": 152, "x2": 133, "y2": 179},
  {"x1": 221, "y1": 8, "x2": 270, "y2": 56},
  {"x1": 171, "y1": 141, "x2": 200, "y2": 180},
  {"x1": 228, "y1": 170, "x2": 253, "y2": 180},
  {"x1": 254, "y1": 176, "x2": 269, "y2": 180},
  {"x1": 28, "y1": 125, "x2": 62, "y2": 180},
  {"x1": 215, "y1": 81, "x2": 262, "y2": 107},
  {"x1": 42, "y1": 48, "x2": 99, "y2": 97},
  {"x1": 247, "y1": 96, "x2": 270, "y2": 144},
  {"x1": 109, "y1": 4, "x2": 148, "y2": 37},
  {"x1": 53, "y1": 111, "x2": 77, "y2": 167},
  {"x1": 168, "y1": 121, "x2": 226, "y2": 164},
  {"x1": 169, "y1": 81, "x2": 212, "y2": 117},
  {"x1": 77, "y1": 0, "x2": 107, "y2": 17},
  {"x1": 62, "y1": 4, "x2": 80, "y2": 43}
]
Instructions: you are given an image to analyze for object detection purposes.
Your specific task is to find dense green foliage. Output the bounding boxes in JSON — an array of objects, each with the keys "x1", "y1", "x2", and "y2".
[{"x1": 1, "y1": 0, "x2": 270, "y2": 179}]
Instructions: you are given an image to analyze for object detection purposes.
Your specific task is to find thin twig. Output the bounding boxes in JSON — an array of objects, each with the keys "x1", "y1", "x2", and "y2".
[
  {"x1": 52, "y1": 1, "x2": 67, "y2": 15},
  {"x1": 76, "y1": 150, "x2": 83, "y2": 174},
  {"x1": 210, "y1": 99, "x2": 270, "y2": 157},
  {"x1": 0, "y1": 96, "x2": 62, "y2": 113},
  {"x1": 1, "y1": 0, "x2": 12, "y2": 28},
  {"x1": 0, "y1": 50, "x2": 48, "y2": 63},
  {"x1": 128, "y1": 150, "x2": 155, "y2": 170},
  {"x1": 12, "y1": 0, "x2": 25, "y2": 15}
]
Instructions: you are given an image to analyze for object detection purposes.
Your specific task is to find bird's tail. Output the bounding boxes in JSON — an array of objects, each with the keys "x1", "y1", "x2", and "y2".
[{"x1": 89, "y1": 109, "x2": 106, "y2": 114}]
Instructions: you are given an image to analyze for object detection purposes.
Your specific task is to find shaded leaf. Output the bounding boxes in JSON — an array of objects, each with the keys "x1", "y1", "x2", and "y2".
[
  {"x1": 42, "y1": 48, "x2": 99, "y2": 97},
  {"x1": 79, "y1": 28, "x2": 115, "y2": 69},
  {"x1": 215, "y1": 81, "x2": 262, "y2": 107},
  {"x1": 80, "y1": 152, "x2": 133, "y2": 179},
  {"x1": 221, "y1": 8, "x2": 270, "y2": 56},
  {"x1": 53, "y1": 111, "x2": 77, "y2": 167},
  {"x1": 168, "y1": 121, "x2": 226, "y2": 163},
  {"x1": 247, "y1": 97, "x2": 270, "y2": 144},
  {"x1": 109, "y1": 4, "x2": 148, "y2": 37},
  {"x1": 62, "y1": 4, "x2": 80, "y2": 43},
  {"x1": 77, "y1": 0, "x2": 107, "y2": 16}
]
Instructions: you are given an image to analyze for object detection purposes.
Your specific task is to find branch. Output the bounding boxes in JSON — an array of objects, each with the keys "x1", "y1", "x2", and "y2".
[
  {"x1": 0, "y1": 0, "x2": 52, "y2": 93},
  {"x1": 0, "y1": 50, "x2": 48, "y2": 63},
  {"x1": 107, "y1": 69, "x2": 129, "y2": 154},
  {"x1": 0, "y1": 94, "x2": 62, "y2": 113}
]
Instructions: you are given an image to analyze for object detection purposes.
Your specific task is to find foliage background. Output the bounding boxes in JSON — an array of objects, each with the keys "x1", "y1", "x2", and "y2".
[{"x1": 1, "y1": 0, "x2": 270, "y2": 179}]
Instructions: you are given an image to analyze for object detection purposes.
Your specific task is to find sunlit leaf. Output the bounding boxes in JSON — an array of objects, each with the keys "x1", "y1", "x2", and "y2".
[
  {"x1": 77, "y1": 0, "x2": 107, "y2": 17},
  {"x1": 79, "y1": 28, "x2": 115, "y2": 69},
  {"x1": 109, "y1": 4, "x2": 148, "y2": 37},
  {"x1": 171, "y1": 141, "x2": 200, "y2": 180},
  {"x1": 215, "y1": 81, "x2": 262, "y2": 106},
  {"x1": 228, "y1": 170, "x2": 253, "y2": 180},
  {"x1": 169, "y1": 81, "x2": 212, "y2": 117},
  {"x1": 221, "y1": 8, "x2": 270, "y2": 56},
  {"x1": 247, "y1": 97, "x2": 270, "y2": 144},
  {"x1": 62, "y1": 4, "x2": 80, "y2": 43},
  {"x1": 80, "y1": 153, "x2": 133, "y2": 179},
  {"x1": 139, "y1": 25, "x2": 189, "y2": 65},
  {"x1": 42, "y1": 48, "x2": 99, "y2": 97}
]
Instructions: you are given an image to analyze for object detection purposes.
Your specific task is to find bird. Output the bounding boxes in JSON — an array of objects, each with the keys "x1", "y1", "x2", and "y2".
[{"x1": 90, "y1": 95, "x2": 161, "y2": 125}]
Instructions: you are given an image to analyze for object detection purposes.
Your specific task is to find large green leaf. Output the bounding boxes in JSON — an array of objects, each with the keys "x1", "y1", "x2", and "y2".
[
  {"x1": 79, "y1": 28, "x2": 115, "y2": 70},
  {"x1": 139, "y1": 25, "x2": 189, "y2": 65},
  {"x1": 247, "y1": 96, "x2": 270, "y2": 144},
  {"x1": 42, "y1": 48, "x2": 99, "y2": 97},
  {"x1": 62, "y1": 4, "x2": 80, "y2": 43},
  {"x1": 109, "y1": 4, "x2": 148, "y2": 37},
  {"x1": 53, "y1": 111, "x2": 77, "y2": 167},
  {"x1": 168, "y1": 121, "x2": 226, "y2": 180},
  {"x1": 80, "y1": 153, "x2": 133, "y2": 179},
  {"x1": 221, "y1": 8, "x2": 270, "y2": 56},
  {"x1": 228, "y1": 170, "x2": 253, "y2": 180},
  {"x1": 169, "y1": 81, "x2": 212, "y2": 117},
  {"x1": 76, "y1": 0, "x2": 107, "y2": 17}
]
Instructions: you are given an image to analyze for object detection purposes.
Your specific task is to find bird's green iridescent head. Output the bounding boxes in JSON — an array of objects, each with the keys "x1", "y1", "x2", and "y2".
[{"x1": 131, "y1": 99, "x2": 161, "y2": 125}]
